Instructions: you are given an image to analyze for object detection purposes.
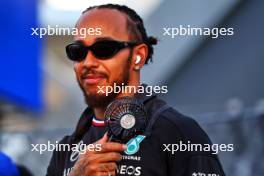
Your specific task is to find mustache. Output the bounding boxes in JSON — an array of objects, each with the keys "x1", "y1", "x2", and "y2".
[{"x1": 80, "y1": 69, "x2": 108, "y2": 79}]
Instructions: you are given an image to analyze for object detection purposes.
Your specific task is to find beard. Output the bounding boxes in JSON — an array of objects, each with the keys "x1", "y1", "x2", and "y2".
[{"x1": 77, "y1": 58, "x2": 131, "y2": 109}]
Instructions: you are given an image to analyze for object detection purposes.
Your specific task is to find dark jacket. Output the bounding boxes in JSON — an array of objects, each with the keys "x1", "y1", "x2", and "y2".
[{"x1": 46, "y1": 93, "x2": 225, "y2": 176}]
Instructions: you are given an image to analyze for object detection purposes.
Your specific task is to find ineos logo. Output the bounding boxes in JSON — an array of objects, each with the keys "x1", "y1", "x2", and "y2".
[{"x1": 117, "y1": 165, "x2": 141, "y2": 176}]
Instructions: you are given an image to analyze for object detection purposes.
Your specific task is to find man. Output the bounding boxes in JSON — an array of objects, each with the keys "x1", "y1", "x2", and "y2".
[{"x1": 46, "y1": 4, "x2": 225, "y2": 176}]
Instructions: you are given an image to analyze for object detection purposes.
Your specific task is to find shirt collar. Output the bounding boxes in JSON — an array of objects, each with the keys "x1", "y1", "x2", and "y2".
[{"x1": 92, "y1": 116, "x2": 105, "y2": 127}]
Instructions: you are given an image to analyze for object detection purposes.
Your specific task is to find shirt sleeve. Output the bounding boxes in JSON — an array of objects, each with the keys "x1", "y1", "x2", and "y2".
[
  {"x1": 46, "y1": 150, "x2": 58, "y2": 176},
  {"x1": 46, "y1": 136, "x2": 70, "y2": 176},
  {"x1": 159, "y1": 110, "x2": 226, "y2": 176}
]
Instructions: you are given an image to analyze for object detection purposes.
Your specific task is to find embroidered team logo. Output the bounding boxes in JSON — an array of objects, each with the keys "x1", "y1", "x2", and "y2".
[{"x1": 125, "y1": 135, "x2": 146, "y2": 155}]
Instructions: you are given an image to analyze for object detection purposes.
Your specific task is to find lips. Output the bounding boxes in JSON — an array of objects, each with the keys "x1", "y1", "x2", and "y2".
[{"x1": 82, "y1": 74, "x2": 105, "y2": 85}]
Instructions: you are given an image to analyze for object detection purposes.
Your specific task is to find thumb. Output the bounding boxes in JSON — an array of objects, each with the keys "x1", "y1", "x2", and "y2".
[{"x1": 96, "y1": 133, "x2": 109, "y2": 144}]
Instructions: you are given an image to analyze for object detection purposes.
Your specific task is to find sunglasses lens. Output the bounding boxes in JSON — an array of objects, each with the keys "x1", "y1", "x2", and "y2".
[
  {"x1": 66, "y1": 43, "x2": 87, "y2": 61},
  {"x1": 91, "y1": 40, "x2": 123, "y2": 59}
]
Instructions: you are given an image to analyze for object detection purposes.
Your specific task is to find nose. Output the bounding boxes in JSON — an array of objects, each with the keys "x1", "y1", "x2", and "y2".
[{"x1": 82, "y1": 50, "x2": 100, "y2": 69}]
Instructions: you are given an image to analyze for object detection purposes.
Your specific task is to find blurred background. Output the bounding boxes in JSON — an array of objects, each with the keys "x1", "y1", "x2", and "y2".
[{"x1": 0, "y1": 0, "x2": 263, "y2": 175}]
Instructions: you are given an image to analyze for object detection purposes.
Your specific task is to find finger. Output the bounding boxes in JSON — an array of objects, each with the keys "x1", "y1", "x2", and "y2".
[
  {"x1": 98, "y1": 171, "x2": 116, "y2": 176},
  {"x1": 99, "y1": 142, "x2": 127, "y2": 153},
  {"x1": 98, "y1": 162, "x2": 117, "y2": 172},
  {"x1": 93, "y1": 152, "x2": 122, "y2": 163},
  {"x1": 77, "y1": 136, "x2": 108, "y2": 156},
  {"x1": 96, "y1": 133, "x2": 109, "y2": 144}
]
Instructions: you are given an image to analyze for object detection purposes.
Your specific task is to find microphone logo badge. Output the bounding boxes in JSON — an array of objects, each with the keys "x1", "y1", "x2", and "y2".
[{"x1": 125, "y1": 135, "x2": 146, "y2": 155}]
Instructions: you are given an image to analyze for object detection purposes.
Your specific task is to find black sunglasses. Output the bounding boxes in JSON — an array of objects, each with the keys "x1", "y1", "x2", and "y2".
[{"x1": 66, "y1": 40, "x2": 139, "y2": 61}]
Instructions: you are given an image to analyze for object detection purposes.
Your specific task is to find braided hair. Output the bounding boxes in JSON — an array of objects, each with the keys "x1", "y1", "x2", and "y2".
[{"x1": 82, "y1": 4, "x2": 158, "y2": 64}]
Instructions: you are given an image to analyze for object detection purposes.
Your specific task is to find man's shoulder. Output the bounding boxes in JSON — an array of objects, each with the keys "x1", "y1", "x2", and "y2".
[
  {"x1": 152, "y1": 105, "x2": 212, "y2": 145},
  {"x1": 59, "y1": 135, "x2": 72, "y2": 144}
]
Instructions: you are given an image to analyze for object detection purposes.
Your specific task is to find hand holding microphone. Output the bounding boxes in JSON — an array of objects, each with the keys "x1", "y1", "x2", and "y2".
[
  {"x1": 69, "y1": 97, "x2": 147, "y2": 176},
  {"x1": 69, "y1": 133, "x2": 126, "y2": 176}
]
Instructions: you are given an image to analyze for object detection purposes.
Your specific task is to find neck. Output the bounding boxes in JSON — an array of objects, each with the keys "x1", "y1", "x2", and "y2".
[{"x1": 94, "y1": 108, "x2": 106, "y2": 120}]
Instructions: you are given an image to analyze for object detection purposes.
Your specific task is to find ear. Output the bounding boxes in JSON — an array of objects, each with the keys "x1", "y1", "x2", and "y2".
[{"x1": 132, "y1": 43, "x2": 148, "y2": 71}]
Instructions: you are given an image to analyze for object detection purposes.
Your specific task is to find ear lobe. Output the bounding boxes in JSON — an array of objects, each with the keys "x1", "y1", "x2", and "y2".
[
  {"x1": 132, "y1": 43, "x2": 148, "y2": 72},
  {"x1": 134, "y1": 65, "x2": 140, "y2": 70},
  {"x1": 133, "y1": 43, "x2": 148, "y2": 66},
  {"x1": 133, "y1": 55, "x2": 141, "y2": 71}
]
